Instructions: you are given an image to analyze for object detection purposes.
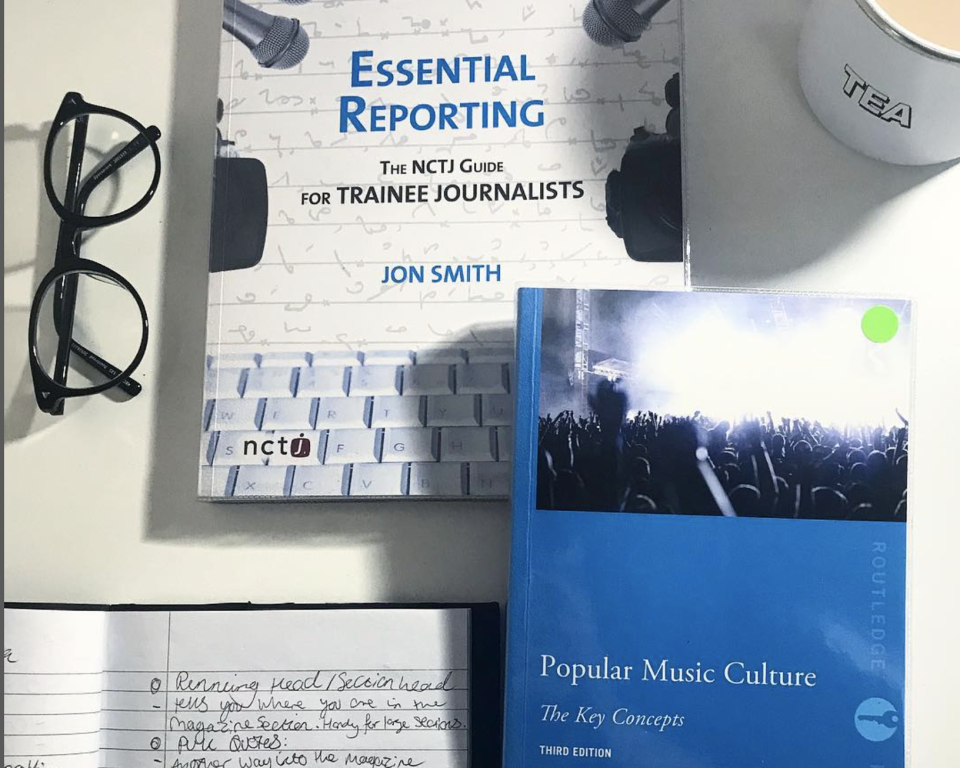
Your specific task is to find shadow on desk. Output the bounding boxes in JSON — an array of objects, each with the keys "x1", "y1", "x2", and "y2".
[
  {"x1": 142, "y1": 0, "x2": 511, "y2": 604},
  {"x1": 681, "y1": 0, "x2": 953, "y2": 286},
  {"x1": 3, "y1": 122, "x2": 62, "y2": 443}
]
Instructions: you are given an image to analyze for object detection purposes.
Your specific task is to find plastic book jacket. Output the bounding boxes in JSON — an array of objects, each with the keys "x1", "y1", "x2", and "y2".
[
  {"x1": 199, "y1": 0, "x2": 686, "y2": 500},
  {"x1": 505, "y1": 287, "x2": 911, "y2": 766}
]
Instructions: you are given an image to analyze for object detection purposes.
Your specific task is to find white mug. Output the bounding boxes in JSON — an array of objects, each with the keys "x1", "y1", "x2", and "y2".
[{"x1": 798, "y1": 0, "x2": 960, "y2": 166}]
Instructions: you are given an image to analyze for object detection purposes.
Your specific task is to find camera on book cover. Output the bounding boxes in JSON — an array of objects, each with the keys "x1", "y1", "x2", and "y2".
[{"x1": 604, "y1": 73, "x2": 683, "y2": 264}]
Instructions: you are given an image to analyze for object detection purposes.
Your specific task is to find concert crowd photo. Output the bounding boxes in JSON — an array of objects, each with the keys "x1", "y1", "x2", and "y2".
[{"x1": 536, "y1": 289, "x2": 912, "y2": 522}]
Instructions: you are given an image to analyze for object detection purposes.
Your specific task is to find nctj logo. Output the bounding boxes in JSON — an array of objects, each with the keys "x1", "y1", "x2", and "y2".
[{"x1": 243, "y1": 433, "x2": 312, "y2": 459}]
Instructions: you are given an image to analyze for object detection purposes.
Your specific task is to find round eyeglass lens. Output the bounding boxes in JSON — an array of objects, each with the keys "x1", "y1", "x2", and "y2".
[
  {"x1": 33, "y1": 270, "x2": 145, "y2": 391},
  {"x1": 49, "y1": 113, "x2": 156, "y2": 219}
]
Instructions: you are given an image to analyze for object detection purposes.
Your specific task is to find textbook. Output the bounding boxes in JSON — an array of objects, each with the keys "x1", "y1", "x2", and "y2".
[
  {"x1": 3, "y1": 602, "x2": 501, "y2": 768},
  {"x1": 199, "y1": 0, "x2": 686, "y2": 499},
  {"x1": 504, "y1": 287, "x2": 911, "y2": 766}
]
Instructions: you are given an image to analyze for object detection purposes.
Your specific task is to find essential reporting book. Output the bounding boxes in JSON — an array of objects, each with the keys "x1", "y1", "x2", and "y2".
[
  {"x1": 504, "y1": 286, "x2": 912, "y2": 766},
  {"x1": 199, "y1": 0, "x2": 686, "y2": 500}
]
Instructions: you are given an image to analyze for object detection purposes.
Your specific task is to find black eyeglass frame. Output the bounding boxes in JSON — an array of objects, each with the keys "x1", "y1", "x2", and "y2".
[{"x1": 29, "y1": 92, "x2": 161, "y2": 415}]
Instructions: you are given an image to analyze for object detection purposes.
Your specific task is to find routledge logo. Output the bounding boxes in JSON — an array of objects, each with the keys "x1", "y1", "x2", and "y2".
[{"x1": 854, "y1": 698, "x2": 900, "y2": 742}]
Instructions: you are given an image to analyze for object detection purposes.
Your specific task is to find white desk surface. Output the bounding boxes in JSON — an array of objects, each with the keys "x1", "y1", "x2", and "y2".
[{"x1": 4, "y1": 0, "x2": 958, "y2": 763}]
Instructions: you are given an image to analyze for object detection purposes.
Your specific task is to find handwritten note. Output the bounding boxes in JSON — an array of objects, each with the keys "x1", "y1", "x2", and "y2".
[{"x1": 4, "y1": 607, "x2": 474, "y2": 768}]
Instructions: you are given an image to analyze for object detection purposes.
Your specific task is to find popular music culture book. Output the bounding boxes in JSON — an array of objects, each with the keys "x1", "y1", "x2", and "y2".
[
  {"x1": 199, "y1": 0, "x2": 686, "y2": 499},
  {"x1": 504, "y1": 287, "x2": 911, "y2": 766}
]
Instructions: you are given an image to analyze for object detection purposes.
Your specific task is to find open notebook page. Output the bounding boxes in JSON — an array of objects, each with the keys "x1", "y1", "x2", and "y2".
[{"x1": 4, "y1": 607, "x2": 475, "y2": 768}]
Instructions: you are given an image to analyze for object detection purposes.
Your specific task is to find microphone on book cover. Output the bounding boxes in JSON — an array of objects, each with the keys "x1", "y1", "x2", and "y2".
[
  {"x1": 582, "y1": 0, "x2": 674, "y2": 46},
  {"x1": 222, "y1": 0, "x2": 309, "y2": 70}
]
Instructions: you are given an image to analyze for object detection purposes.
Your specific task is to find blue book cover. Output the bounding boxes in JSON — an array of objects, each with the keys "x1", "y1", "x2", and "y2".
[{"x1": 505, "y1": 287, "x2": 911, "y2": 767}]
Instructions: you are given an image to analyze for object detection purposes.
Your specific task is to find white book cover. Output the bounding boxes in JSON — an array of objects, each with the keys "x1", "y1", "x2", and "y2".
[{"x1": 200, "y1": 0, "x2": 686, "y2": 500}]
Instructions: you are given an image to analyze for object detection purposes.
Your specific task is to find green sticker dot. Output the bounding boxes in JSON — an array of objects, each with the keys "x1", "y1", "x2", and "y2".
[{"x1": 861, "y1": 305, "x2": 899, "y2": 343}]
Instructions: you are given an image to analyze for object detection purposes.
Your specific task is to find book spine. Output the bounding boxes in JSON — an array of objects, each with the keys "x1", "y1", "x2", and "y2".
[{"x1": 502, "y1": 288, "x2": 543, "y2": 766}]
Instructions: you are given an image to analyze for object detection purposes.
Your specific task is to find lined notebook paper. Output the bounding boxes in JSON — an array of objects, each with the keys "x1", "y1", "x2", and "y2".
[{"x1": 3, "y1": 604, "x2": 500, "y2": 768}]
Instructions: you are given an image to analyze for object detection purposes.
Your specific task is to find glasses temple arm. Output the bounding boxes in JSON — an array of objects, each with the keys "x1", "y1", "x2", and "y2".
[
  {"x1": 67, "y1": 338, "x2": 143, "y2": 397},
  {"x1": 50, "y1": 125, "x2": 160, "y2": 402},
  {"x1": 49, "y1": 117, "x2": 91, "y2": 414}
]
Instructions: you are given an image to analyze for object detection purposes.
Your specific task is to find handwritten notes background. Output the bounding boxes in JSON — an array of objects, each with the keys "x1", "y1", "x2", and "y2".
[{"x1": 4, "y1": 607, "x2": 474, "y2": 768}]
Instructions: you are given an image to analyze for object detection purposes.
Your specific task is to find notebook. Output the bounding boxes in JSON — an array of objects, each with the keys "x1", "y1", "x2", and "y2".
[
  {"x1": 199, "y1": 0, "x2": 686, "y2": 500},
  {"x1": 3, "y1": 602, "x2": 500, "y2": 768},
  {"x1": 503, "y1": 287, "x2": 911, "y2": 766}
]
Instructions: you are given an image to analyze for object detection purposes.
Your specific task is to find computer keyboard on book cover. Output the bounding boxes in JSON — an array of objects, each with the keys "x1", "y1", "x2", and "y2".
[{"x1": 198, "y1": 348, "x2": 514, "y2": 499}]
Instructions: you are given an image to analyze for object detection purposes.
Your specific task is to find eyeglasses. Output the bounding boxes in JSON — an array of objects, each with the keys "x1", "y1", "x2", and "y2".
[{"x1": 29, "y1": 92, "x2": 161, "y2": 415}]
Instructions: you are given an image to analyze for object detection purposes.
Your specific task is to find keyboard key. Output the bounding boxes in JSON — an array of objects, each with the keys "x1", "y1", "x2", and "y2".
[
  {"x1": 233, "y1": 465, "x2": 291, "y2": 497},
  {"x1": 402, "y1": 364, "x2": 454, "y2": 395},
  {"x1": 204, "y1": 367, "x2": 245, "y2": 398},
  {"x1": 324, "y1": 429, "x2": 381, "y2": 464},
  {"x1": 497, "y1": 427, "x2": 513, "y2": 461},
  {"x1": 200, "y1": 432, "x2": 216, "y2": 466},
  {"x1": 206, "y1": 398, "x2": 262, "y2": 431},
  {"x1": 481, "y1": 393, "x2": 513, "y2": 426},
  {"x1": 370, "y1": 395, "x2": 425, "y2": 427},
  {"x1": 211, "y1": 431, "x2": 268, "y2": 465},
  {"x1": 469, "y1": 462, "x2": 511, "y2": 496},
  {"x1": 311, "y1": 350, "x2": 363, "y2": 366},
  {"x1": 244, "y1": 367, "x2": 295, "y2": 398},
  {"x1": 297, "y1": 366, "x2": 349, "y2": 397},
  {"x1": 259, "y1": 351, "x2": 311, "y2": 368},
  {"x1": 409, "y1": 463, "x2": 465, "y2": 496},
  {"x1": 314, "y1": 396, "x2": 370, "y2": 428},
  {"x1": 198, "y1": 466, "x2": 234, "y2": 497},
  {"x1": 208, "y1": 353, "x2": 258, "y2": 370},
  {"x1": 426, "y1": 395, "x2": 481, "y2": 427},
  {"x1": 349, "y1": 463, "x2": 406, "y2": 496},
  {"x1": 290, "y1": 465, "x2": 347, "y2": 497},
  {"x1": 363, "y1": 349, "x2": 415, "y2": 366},
  {"x1": 415, "y1": 348, "x2": 468, "y2": 365},
  {"x1": 469, "y1": 346, "x2": 514, "y2": 363},
  {"x1": 439, "y1": 427, "x2": 497, "y2": 462},
  {"x1": 349, "y1": 365, "x2": 401, "y2": 396},
  {"x1": 262, "y1": 431, "x2": 325, "y2": 465},
  {"x1": 381, "y1": 428, "x2": 439, "y2": 463},
  {"x1": 457, "y1": 363, "x2": 509, "y2": 394},
  {"x1": 261, "y1": 398, "x2": 314, "y2": 430}
]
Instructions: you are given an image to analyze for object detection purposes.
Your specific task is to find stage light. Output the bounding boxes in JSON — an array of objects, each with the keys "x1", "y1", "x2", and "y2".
[{"x1": 618, "y1": 295, "x2": 911, "y2": 428}]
